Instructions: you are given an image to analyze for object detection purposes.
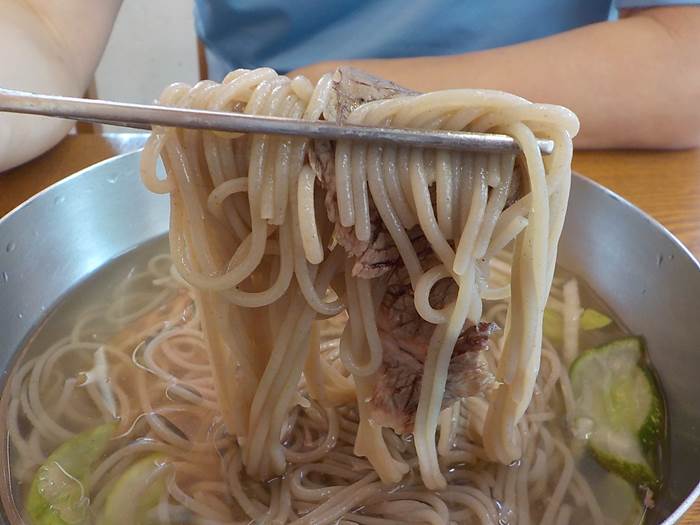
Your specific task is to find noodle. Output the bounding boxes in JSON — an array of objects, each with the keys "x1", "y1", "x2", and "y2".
[{"x1": 4, "y1": 68, "x2": 619, "y2": 525}]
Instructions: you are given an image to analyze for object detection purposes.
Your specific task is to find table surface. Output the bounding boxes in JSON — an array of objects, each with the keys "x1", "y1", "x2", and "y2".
[{"x1": 1, "y1": 134, "x2": 699, "y2": 523}]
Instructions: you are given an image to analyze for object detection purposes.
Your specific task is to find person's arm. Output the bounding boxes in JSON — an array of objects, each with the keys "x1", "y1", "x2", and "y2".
[
  {"x1": 294, "y1": 6, "x2": 700, "y2": 149},
  {"x1": 0, "y1": 0, "x2": 122, "y2": 172}
]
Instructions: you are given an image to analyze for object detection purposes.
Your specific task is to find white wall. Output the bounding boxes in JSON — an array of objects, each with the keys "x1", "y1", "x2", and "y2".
[{"x1": 95, "y1": 0, "x2": 199, "y2": 107}]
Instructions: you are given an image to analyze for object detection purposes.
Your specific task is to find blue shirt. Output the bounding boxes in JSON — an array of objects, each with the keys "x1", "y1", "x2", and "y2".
[{"x1": 195, "y1": 0, "x2": 698, "y2": 80}]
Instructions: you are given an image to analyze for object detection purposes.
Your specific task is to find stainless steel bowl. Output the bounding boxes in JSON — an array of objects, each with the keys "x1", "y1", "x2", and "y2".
[{"x1": 0, "y1": 151, "x2": 698, "y2": 523}]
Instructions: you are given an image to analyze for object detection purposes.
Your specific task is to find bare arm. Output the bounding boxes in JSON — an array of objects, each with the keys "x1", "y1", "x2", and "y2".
[
  {"x1": 0, "y1": 0, "x2": 122, "y2": 172},
  {"x1": 294, "y1": 7, "x2": 700, "y2": 149}
]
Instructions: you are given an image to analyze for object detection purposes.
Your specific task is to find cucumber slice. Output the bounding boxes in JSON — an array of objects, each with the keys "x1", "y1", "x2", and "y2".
[
  {"x1": 98, "y1": 453, "x2": 170, "y2": 525},
  {"x1": 579, "y1": 308, "x2": 613, "y2": 331},
  {"x1": 592, "y1": 472, "x2": 644, "y2": 525},
  {"x1": 543, "y1": 307, "x2": 612, "y2": 344},
  {"x1": 570, "y1": 337, "x2": 663, "y2": 487},
  {"x1": 26, "y1": 421, "x2": 117, "y2": 525},
  {"x1": 543, "y1": 307, "x2": 564, "y2": 343}
]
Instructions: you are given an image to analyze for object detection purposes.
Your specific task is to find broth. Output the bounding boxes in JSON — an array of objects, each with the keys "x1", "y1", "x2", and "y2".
[{"x1": 1, "y1": 239, "x2": 664, "y2": 524}]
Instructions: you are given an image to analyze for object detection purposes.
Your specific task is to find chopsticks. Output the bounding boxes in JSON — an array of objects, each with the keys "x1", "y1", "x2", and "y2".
[{"x1": 0, "y1": 87, "x2": 554, "y2": 155}]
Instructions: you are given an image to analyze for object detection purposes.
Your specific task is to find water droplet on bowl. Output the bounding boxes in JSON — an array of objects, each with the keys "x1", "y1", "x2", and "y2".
[
  {"x1": 6, "y1": 242, "x2": 16, "y2": 253},
  {"x1": 17, "y1": 313, "x2": 23, "y2": 320},
  {"x1": 53, "y1": 196, "x2": 65, "y2": 205},
  {"x1": 1, "y1": 272, "x2": 7, "y2": 283}
]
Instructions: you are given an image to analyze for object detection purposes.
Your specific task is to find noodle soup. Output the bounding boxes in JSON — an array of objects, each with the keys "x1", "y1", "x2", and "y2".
[
  {"x1": 1, "y1": 67, "x2": 668, "y2": 525},
  {"x1": 1, "y1": 239, "x2": 664, "y2": 524}
]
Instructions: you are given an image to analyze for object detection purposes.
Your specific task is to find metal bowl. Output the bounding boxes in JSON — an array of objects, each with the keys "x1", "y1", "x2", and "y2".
[{"x1": 0, "y1": 151, "x2": 698, "y2": 523}]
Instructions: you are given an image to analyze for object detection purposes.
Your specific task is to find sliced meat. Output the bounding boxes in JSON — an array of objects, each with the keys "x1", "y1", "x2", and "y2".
[
  {"x1": 309, "y1": 141, "x2": 390, "y2": 277},
  {"x1": 310, "y1": 67, "x2": 524, "y2": 279},
  {"x1": 447, "y1": 322, "x2": 498, "y2": 398},
  {"x1": 371, "y1": 320, "x2": 496, "y2": 434},
  {"x1": 369, "y1": 258, "x2": 497, "y2": 433},
  {"x1": 324, "y1": 67, "x2": 417, "y2": 124},
  {"x1": 309, "y1": 68, "x2": 500, "y2": 433},
  {"x1": 348, "y1": 223, "x2": 399, "y2": 278},
  {"x1": 344, "y1": 222, "x2": 430, "y2": 279},
  {"x1": 309, "y1": 67, "x2": 416, "y2": 279}
]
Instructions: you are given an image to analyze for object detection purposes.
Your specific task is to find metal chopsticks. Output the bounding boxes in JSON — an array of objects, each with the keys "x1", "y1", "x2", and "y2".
[{"x1": 0, "y1": 88, "x2": 554, "y2": 155}]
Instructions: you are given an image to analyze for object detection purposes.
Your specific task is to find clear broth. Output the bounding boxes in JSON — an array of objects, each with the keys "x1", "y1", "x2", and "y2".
[{"x1": 1, "y1": 239, "x2": 665, "y2": 524}]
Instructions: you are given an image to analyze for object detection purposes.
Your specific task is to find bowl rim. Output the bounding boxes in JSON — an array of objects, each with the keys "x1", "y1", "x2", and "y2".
[{"x1": 1, "y1": 151, "x2": 699, "y2": 524}]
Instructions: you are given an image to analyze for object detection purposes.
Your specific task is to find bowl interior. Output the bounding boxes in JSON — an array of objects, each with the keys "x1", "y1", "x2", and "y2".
[
  {"x1": 0, "y1": 152, "x2": 698, "y2": 523},
  {"x1": 557, "y1": 178, "x2": 700, "y2": 524}
]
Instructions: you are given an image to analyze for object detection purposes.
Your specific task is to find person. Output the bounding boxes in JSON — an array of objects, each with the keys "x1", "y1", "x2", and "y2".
[
  {"x1": 0, "y1": 1, "x2": 121, "y2": 172},
  {"x1": 1, "y1": 0, "x2": 699, "y2": 173}
]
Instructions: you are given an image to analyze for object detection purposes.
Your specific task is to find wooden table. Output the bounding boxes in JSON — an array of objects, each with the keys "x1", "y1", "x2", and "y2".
[{"x1": 1, "y1": 134, "x2": 700, "y2": 522}]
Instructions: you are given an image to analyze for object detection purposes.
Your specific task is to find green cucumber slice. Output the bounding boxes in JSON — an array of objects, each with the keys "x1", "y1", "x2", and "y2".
[
  {"x1": 26, "y1": 421, "x2": 117, "y2": 525},
  {"x1": 543, "y1": 307, "x2": 564, "y2": 343},
  {"x1": 592, "y1": 472, "x2": 645, "y2": 525},
  {"x1": 98, "y1": 453, "x2": 170, "y2": 525},
  {"x1": 579, "y1": 308, "x2": 613, "y2": 331},
  {"x1": 570, "y1": 337, "x2": 663, "y2": 487},
  {"x1": 543, "y1": 307, "x2": 612, "y2": 344}
]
